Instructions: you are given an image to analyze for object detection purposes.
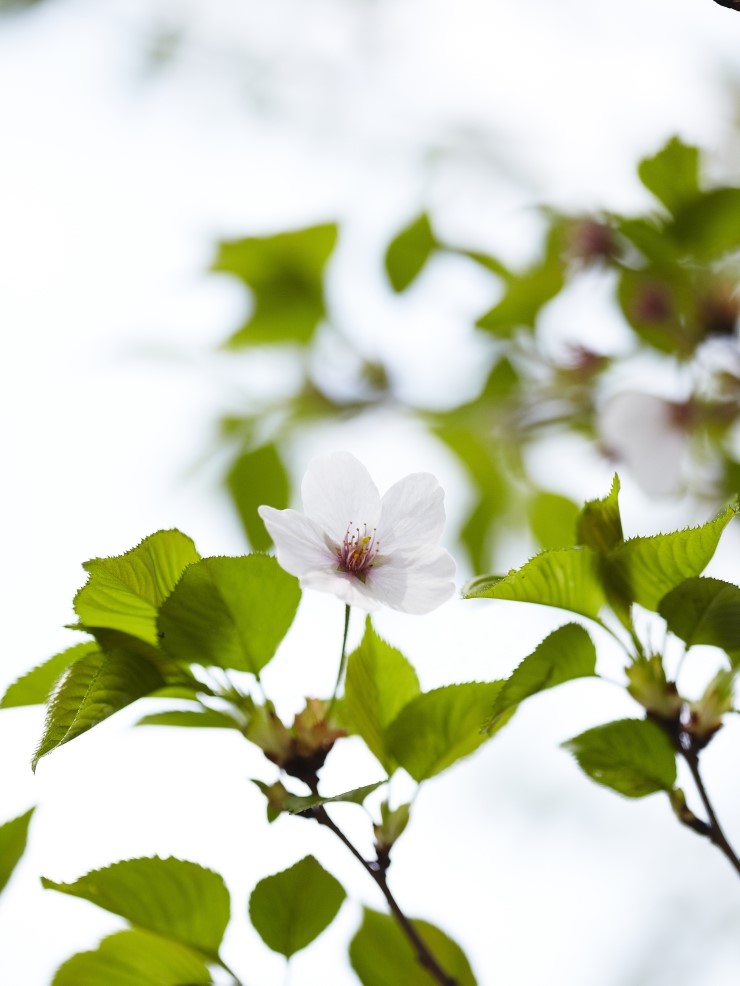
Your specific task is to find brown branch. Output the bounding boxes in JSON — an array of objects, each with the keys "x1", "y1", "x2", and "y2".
[
  {"x1": 679, "y1": 747, "x2": 740, "y2": 877},
  {"x1": 311, "y1": 806, "x2": 460, "y2": 986}
]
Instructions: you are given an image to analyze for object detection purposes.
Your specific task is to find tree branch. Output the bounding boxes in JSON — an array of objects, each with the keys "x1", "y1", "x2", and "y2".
[
  {"x1": 311, "y1": 806, "x2": 460, "y2": 986},
  {"x1": 679, "y1": 747, "x2": 740, "y2": 877}
]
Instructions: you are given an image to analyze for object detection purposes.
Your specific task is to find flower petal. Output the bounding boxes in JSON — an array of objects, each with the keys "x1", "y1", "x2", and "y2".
[
  {"x1": 597, "y1": 392, "x2": 686, "y2": 496},
  {"x1": 378, "y1": 473, "x2": 446, "y2": 552},
  {"x1": 301, "y1": 452, "x2": 381, "y2": 542},
  {"x1": 369, "y1": 547, "x2": 456, "y2": 614},
  {"x1": 258, "y1": 506, "x2": 336, "y2": 577},
  {"x1": 300, "y1": 570, "x2": 383, "y2": 611}
]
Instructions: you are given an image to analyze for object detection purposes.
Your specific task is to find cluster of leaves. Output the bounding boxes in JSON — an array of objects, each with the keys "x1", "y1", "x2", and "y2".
[
  {"x1": 0, "y1": 530, "x2": 509, "y2": 982},
  {"x1": 2, "y1": 472, "x2": 738, "y2": 982},
  {"x1": 212, "y1": 137, "x2": 740, "y2": 571},
  {"x1": 465, "y1": 477, "x2": 739, "y2": 804}
]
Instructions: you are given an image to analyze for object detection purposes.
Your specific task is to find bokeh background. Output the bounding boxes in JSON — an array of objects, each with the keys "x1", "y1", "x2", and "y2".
[{"x1": 1, "y1": 0, "x2": 740, "y2": 983}]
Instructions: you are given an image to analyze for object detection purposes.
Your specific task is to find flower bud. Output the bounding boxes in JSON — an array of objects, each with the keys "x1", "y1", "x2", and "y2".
[
  {"x1": 626, "y1": 655, "x2": 682, "y2": 723},
  {"x1": 373, "y1": 801, "x2": 411, "y2": 854},
  {"x1": 245, "y1": 699, "x2": 346, "y2": 785},
  {"x1": 687, "y1": 670, "x2": 735, "y2": 748}
]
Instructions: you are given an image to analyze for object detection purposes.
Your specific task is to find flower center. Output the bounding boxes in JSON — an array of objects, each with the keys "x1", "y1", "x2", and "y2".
[{"x1": 337, "y1": 523, "x2": 379, "y2": 580}]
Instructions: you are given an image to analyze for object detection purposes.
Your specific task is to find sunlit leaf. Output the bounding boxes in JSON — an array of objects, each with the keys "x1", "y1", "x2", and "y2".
[
  {"x1": 385, "y1": 213, "x2": 436, "y2": 292},
  {"x1": 51, "y1": 929, "x2": 213, "y2": 986},
  {"x1": 85, "y1": 628, "x2": 198, "y2": 687},
  {"x1": 530, "y1": 491, "x2": 580, "y2": 550},
  {"x1": 638, "y1": 137, "x2": 700, "y2": 215},
  {"x1": 212, "y1": 224, "x2": 338, "y2": 347},
  {"x1": 463, "y1": 547, "x2": 606, "y2": 623},
  {"x1": 576, "y1": 475, "x2": 623, "y2": 552},
  {"x1": 73, "y1": 531, "x2": 200, "y2": 646},
  {"x1": 283, "y1": 781, "x2": 384, "y2": 814},
  {"x1": 249, "y1": 856, "x2": 345, "y2": 958},
  {"x1": 615, "y1": 215, "x2": 679, "y2": 265},
  {"x1": 158, "y1": 554, "x2": 300, "y2": 675},
  {"x1": 343, "y1": 619, "x2": 420, "y2": 773},
  {"x1": 485, "y1": 624, "x2": 597, "y2": 730},
  {"x1": 33, "y1": 647, "x2": 166, "y2": 770},
  {"x1": 136, "y1": 707, "x2": 242, "y2": 730},
  {"x1": 386, "y1": 682, "x2": 509, "y2": 782},
  {"x1": 563, "y1": 718, "x2": 677, "y2": 798},
  {"x1": 605, "y1": 505, "x2": 736, "y2": 612},
  {"x1": 0, "y1": 808, "x2": 34, "y2": 894},
  {"x1": 0, "y1": 642, "x2": 97, "y2": 709},
  {"x1": 670, "y1": 187, "x2": 740, "y2": 261},
  {"x1": 43, "y1": 856, "x2": 230, "y2": 958},
  {"x1": 433, "y1": 422, "x2": 508, "y2": 572},
  {"x1": 0, "y1": 0, "x2": 46, "y2": 10},
  {"x1": 226, "y1": 443, "x2": 290, "y2": 551},
  {"x1": 350, "y1": 908, "x2": 477, "y2": 986},
  {"x1": 659, "y1": 577, "x2": 740, "y2": 663},
  {"x1": 475, "y1": 223, "x2": 565, "y2": 336}
]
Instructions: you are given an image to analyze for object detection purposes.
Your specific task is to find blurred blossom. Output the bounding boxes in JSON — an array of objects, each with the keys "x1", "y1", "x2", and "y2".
[
  {"x1": 565, "y1": 217, "x2": 618, "y2": 266},
  {"x1": 697, "y1": 283, "x2": 740, "y2": 341},
  {"x1": 597, "y1": 391, "x2": 691, "y2": 496}
]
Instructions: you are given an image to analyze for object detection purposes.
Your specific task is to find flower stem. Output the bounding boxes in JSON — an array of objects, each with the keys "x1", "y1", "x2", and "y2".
[
  {"x1": 311, "y1": 806, "x2": 460, "y2": 986},
  {"x1": 217, "y1": 955, "x2": 246, "y2": 986},
  {"x1": 680, "y1": 747, "x2": 740, "y2": 877},
  {"x1": 328, "y1": 604, "x2": 351, "y2": 717}
]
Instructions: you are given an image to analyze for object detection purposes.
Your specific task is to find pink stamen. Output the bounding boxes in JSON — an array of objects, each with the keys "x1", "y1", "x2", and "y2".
[{"x1": 337, "y1": 522, "x2": 379, "y2": 580}]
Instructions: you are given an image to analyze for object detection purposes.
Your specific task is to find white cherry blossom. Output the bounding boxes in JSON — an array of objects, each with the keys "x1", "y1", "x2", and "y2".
[
  {"x1": 258, "y1": 452, "x2": 456, "y2": 613},
  {"x1": 597, "y1": 390, "x2": 689, "y2": 496}
]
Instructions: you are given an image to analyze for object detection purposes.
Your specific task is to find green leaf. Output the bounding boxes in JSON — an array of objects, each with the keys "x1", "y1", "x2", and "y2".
[
  {"x1": 577, "y1": 475, "x2": 623, "y2": 552},
  {"x1": 343, "y1": 619, "x2": 420, "y2": 773},
  {"x1": 563, "y1": 718, "x2": 677, "y2": 798},
  {"x1": 615, "y1": 215, "x2": 680, "y2": 265},
  {"x1": 158, "y1": 554, "x2": 300, "y2": 675},
  {"x1": 226, "y1": 443, "x2": 290, "y2": 551},
  {"x1": 42, "y1": 856, "x2": 230, "y2": 958},
  {"x1": 51, "y1": 929, "x2": 213, "y2": 986},
  {"x1": 460, "y1": 249, "x2": 508, "y2": 278},
  {"x1": 85, "y1": 628, "x2": 199, "y2": 688},
  {"x1": 350, "y1": 908, "x2": 477, "y2": 986},
  {"x1": 33, "y1": 646, "x2": 166, "y2": 770},
  {"x1": 485, "y1": 624, "x2": 597, "y2": 730},
  {"x1": 463, "y1": 547, "x2": 606, "y2": 623},
  {"x1": 248, "y1": 855, "x2": 346, "y2": 958},
  {"x1": 0, "y1": 642, "x2": 97, "y2": 708},
  {"x1": 136, "y1": 708, "x2": 242, "y2": 730},
  {"x1": 74, "y1": 531, "x2": 200, "y2": 646},
  {"x1": 212, "y1": 224, "x2": 338, "y2": 347},
  {"x1": 385, "y1": 213, "x2": 436, "y2": 292},
  {"x1": 670, "y1": 187, "x2": 740, "y2": 261},
  {"x1": 283, "y1": 781, "x2": 384, "y2": 814},
  {"x1": 605, "y1": 505, "x2": 736, "y2": 613},
  {"x1": 0, "y1": 808, "x2": 34, "y2": 894},
  {"x1": 386, "y1": 682, "x2": 509, "y2": 782},
  {"x1": 475, "y1": 223, "x2": 565, "y2": 336},
  {"x1": 529, "y1": 491, "x2": 580, "y2": 550},
  {"x1": 458, "y1": 496, "x2": 499, "y2": 573},
  {"x1": 433, "y1": 422, "x2": 507, "y2": 571},
  {"x1": 659, "y1": 577, "x2": 740, "y2": 662},
  {"x1": 637, "y1": 137, "x2": 700, "y2": 215}
]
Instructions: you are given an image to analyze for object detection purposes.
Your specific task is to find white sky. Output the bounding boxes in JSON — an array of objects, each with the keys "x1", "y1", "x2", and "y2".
[{"x1": 1, "y1": 0, "x2": 740, "y2": 983}]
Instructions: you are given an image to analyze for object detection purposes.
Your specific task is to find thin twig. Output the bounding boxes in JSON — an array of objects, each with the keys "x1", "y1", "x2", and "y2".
[
  {"x1": 680, "y1": 748, "x2": 740, "y2": 877},
  {"x1": 216, "y1": 955, "x2": 246, "y2": 986},
  {"x1": 312, "y1": 806, "x2": 460, "y2": 986}
]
